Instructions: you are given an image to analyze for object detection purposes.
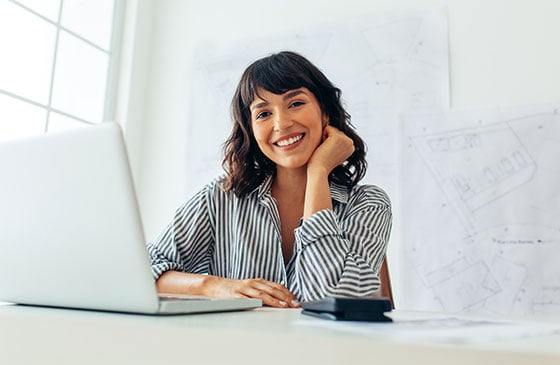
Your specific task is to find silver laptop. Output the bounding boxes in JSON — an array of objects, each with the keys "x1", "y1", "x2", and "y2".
[{"x1": 0, "y1": 122, "x2": 261, "y2": 314}]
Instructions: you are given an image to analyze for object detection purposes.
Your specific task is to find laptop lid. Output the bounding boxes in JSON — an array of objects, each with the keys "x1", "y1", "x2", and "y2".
[{"x1": 0, "y1": 123, "x2": 261, "y2": 314}]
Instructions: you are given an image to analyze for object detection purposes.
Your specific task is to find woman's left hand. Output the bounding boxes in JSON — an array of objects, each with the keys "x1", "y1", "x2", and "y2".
[{"x1": 307, "y1": 125, "x2": 354, "y2": 175}]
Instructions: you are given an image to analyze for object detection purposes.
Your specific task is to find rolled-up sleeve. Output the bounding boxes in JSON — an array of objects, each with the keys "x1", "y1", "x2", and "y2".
[
  {"x1": 291, "y1": 185, "x2": 392, "y2": 301},
  {"x1": 146, "y1": 182, "x2": 216, "y2": 280}
]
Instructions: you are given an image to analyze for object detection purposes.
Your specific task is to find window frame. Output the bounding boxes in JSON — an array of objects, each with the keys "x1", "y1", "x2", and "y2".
[{"x1": 0, "y1": 0, "x2": 126, "y2": 135}]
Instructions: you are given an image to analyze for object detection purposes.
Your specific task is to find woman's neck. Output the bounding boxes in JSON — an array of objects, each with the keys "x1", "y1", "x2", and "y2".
[{"x1": 272, "y1": 166, "x2": 307, "y2": 202}]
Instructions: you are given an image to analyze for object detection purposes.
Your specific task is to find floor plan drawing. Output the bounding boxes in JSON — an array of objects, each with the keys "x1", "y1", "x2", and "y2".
[
  {"x1": 401, "y1": 104, "x2": 560, "y2": 315},
  {"x1": 410, "y1": 122, "x2": 537, "y2": 233}
]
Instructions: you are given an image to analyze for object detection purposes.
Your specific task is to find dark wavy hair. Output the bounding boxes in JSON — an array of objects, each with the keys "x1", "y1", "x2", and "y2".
[{"x1": 221, "y1": 51, "x2": 367, "y2": 197}]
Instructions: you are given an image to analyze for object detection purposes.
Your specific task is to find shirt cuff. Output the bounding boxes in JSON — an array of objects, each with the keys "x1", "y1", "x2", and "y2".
[
  {"x1": 294, "y1": 209, "x2": 342, "y2": 248},
  {"x1": 151, "y1": 262, "x2": 184, "y2": 280}
]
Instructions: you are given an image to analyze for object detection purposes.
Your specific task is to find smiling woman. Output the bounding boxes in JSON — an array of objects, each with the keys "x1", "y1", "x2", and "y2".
[{"x1": 147, "y1": 51, "x2": 392, "y2": 307}]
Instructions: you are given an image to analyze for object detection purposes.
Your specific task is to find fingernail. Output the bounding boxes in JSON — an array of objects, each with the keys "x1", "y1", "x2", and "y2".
[
  {"x1": 291, "y1": 300, "x2": 300, "y2": 307},
  {"x1": 279, "y1": 301, "x2": 287, "y2": 307}
]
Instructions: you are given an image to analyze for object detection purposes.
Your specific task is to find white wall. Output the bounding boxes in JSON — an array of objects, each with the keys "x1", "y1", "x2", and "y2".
[{"x1": 118, "y1": 0, "x2": 560, "y2": 304}]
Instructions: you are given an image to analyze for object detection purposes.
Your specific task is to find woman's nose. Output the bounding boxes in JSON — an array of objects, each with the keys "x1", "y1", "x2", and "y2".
[{"x1": 273, "y1": 110, "x2": 293, "y2": 131}]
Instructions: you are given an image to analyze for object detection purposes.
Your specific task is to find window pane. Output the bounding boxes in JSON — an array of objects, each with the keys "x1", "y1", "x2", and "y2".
[
  {"x1": 0, "y1": 1, "x2": 56, "y2": 104},
  {"x1": 51, "y1": 31, "x2": 109, "y2": 123},
  {"x1": 16, "y1": 0, "x2": 61, "y2": 21},
  {"x1": 47, "y1": 112, "x2": 88, "y2": 133},
  {"x1": 0, "y1": 93, "x2": 46, "y2": 141},
  {"x1": 61, "y1": 0, "x2": 115, "y2": 50}
]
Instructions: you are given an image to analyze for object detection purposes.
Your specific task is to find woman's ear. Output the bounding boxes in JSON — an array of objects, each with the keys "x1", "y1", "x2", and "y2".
[{"x1": 322, "y1": 115, "x2": 329, "y2": 128}]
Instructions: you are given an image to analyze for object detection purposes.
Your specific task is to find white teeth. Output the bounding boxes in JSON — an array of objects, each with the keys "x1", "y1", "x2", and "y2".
[{"x1": 276, "y1": 134, "x2": 303, "y2": 147}]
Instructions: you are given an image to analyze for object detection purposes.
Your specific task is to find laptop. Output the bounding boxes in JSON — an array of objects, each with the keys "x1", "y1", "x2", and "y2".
[{"x1": 0, "y1": 122, "x2": 262, "y2": 314}]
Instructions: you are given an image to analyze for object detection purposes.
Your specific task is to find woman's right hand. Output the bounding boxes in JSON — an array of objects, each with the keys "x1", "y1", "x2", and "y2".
[
  {"x1": 156, "y1": 271, "x2": 300, "y2": 308},
  {"x1": 204, "y1": 276, "x2": 300, "y2": 308}
]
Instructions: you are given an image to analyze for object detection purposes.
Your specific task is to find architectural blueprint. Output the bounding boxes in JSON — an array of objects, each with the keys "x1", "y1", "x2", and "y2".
[
  {"x1": 184, "y1": 8, "x2": 449, "y2": 201},
  {"x1": 400, "y1": 104, "x2": 560, "y2": 315}
]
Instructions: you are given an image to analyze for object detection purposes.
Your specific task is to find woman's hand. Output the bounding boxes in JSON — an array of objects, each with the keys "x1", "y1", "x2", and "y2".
[
  {"x1": 307, "y1": 125, "x2": 354, "y2": 176},
  {"x1": 301, "y1": 125, "x2": 354, "y2": 219},
  {"x1": 156, "y1": 271, "x2": 300, "y2": 308},
  {"x1": 205, "y1": 276, "x2": 300, "y2": 308}
]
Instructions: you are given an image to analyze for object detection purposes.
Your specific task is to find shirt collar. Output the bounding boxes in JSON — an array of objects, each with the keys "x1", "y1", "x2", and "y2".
[
  {"x1": 256, "y1": 174, "x2": 274, "y2": 200},
  {"x1": 255, "y1": 174, "x2": 349, "y2": 204}
]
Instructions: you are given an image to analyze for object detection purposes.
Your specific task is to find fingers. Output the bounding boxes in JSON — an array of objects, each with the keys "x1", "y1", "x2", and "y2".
[
  {"x1": 239, "y1": 279, "x2": 300, "y2": 308},
  {"x1": 326, "y1": 126, "x2": 354, "y2": 154},
  {"x1": 311, "y1": 126, "x2": 355, "y2": 173},
  {"x1": 207, "y1": 276, "x2": 300, "y2": 308}
]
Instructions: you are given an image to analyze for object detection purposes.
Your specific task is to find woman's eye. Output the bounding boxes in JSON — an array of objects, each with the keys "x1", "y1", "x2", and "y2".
[
  {"x1": 289, "y1": 101, "x2": 304, "y2": 108},
  {"x1": 255, "y1": 111, "x2": 271, "y2": 120}
]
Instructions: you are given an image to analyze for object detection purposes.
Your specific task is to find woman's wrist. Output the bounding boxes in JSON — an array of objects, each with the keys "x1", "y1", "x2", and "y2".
[{"x1": 306, "y1": 163, "x2": 330, "y2": 179}]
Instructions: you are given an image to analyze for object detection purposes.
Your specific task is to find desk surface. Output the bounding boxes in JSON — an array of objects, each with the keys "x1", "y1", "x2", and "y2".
[{"x1": 1, "y1": 303, "x2": 560, "y2": 365}]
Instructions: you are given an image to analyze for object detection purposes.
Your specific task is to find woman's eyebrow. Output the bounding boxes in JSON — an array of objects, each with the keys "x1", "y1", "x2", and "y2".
[
  {"x1": 250, "y1": 89, "x2": 307, "y2": 111},
  {"x1": 283, "y1": 89, "x2": 306, "y2": 100},
  {"x1": 250, "y1": 100, "x2": 268, "y2": 111}
]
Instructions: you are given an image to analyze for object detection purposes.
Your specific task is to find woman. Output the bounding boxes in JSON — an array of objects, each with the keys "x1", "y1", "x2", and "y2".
[{"x1": 148, "y1": 51, "x2": 392, "y2": 308}]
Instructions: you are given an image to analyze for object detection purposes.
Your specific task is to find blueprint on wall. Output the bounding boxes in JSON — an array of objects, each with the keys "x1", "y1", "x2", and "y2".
[
  {"x1": 400, "y1": 104, "x2": 560, "y2": 315},
  {"x1": 184, "y1": 7, "x2": 449, "y2": 201},
  {"x1": 184, "y1": 7, "x2": 560, "y2": 315}
]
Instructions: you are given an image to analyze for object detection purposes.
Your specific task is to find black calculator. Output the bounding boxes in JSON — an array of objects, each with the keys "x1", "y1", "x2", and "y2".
[{"x1": 301, "y1": 296, "x2": 393, "y2": 322}]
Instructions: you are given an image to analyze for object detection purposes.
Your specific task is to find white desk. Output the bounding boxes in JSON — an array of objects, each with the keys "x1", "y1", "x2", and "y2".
[{"x1": 1, "y1": 303, "x2": 560, "y2": 365}]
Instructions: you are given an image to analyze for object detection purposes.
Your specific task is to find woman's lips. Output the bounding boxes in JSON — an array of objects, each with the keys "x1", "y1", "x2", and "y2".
[{"x1": 274, "y1": 133, "x2": 305, "y2": 147}]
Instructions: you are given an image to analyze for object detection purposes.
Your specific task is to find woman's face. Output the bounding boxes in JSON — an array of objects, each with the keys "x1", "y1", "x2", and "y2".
[{"x1": 249, "y1": 87, "x2": 327, "y2": 170}]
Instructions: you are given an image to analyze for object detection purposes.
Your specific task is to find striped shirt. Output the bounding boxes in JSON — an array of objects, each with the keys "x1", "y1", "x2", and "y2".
[{"x1": 147, "y1": 175, "x2": 392, "y2": 301}]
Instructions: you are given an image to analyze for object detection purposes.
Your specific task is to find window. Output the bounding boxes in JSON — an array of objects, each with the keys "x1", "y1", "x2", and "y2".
[{"x1": 0, "y1": 0, "x2": 123, "y2": 141}]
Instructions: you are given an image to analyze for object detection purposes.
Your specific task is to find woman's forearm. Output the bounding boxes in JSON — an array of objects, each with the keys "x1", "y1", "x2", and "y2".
[
  {"x1": 155, "y1": 270, "x2": 213, "y2": 295},
  {"x1": 155, "y1": 270, "x2": 300, "y2": 308},
  {"x1": 303, "y1": 167, "x2": 332, "y2": 219}
]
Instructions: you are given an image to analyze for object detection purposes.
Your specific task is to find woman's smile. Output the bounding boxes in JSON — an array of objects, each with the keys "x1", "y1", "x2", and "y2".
[{"x1": 273, "y1": 133, "x2": 305, "y2": 148}]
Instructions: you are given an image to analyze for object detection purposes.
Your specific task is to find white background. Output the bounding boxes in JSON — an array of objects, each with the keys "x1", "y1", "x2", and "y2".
[{"x1": 116, "y1": 0, "x2": 560, "y2": 307}]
